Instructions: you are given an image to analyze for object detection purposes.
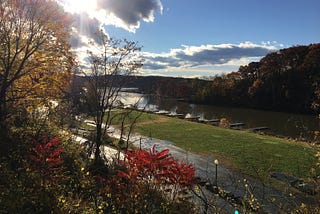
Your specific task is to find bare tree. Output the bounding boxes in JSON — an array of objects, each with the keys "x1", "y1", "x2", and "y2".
[{"x1": 83, "y1": 30, "x2": 142, "y2": 164}]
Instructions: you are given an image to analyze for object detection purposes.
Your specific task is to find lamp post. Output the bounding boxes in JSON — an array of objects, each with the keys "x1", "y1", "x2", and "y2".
[{"x1": 214, "y1": 159, "x2": 219, "y2": 187}]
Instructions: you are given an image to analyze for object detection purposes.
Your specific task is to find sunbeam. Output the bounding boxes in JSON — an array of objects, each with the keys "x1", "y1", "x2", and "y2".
[{"x1": 61, "y1": 0, "x2": 97, "y2": 14}]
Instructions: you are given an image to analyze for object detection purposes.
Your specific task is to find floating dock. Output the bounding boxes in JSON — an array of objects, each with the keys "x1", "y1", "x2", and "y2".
[
  {"x1": 198, "y1": 119, "x2": 220, "y2": 125},
  {"x1": 185, "y1": 116, "x2": 200, "y2": 121},
  {"x1": 249, "y1": 127, "x2": 269, "y2": 132},
  {"x1": 167, "y1": 113, "x2": 185, "y2": 119},
  {"x1": 229, "y1": 123, "x2": 245, "y2": 128}
]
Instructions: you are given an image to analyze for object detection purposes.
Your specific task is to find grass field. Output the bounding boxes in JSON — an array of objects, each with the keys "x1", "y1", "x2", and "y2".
[{"x1": 102, "y1": 110, "x2": 317, "y2": 180}]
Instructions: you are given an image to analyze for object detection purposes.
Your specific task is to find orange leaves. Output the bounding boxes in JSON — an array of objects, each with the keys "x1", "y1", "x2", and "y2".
[{"x1": 248, "y1": 79, "x2": 263, "y2": 97}]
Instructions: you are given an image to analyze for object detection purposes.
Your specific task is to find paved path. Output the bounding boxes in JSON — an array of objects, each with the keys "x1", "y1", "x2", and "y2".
[
  {"x1": 118, "y1": 132, "x2": 317, "y2": 213},
  {"x1": 80, "y1": 121, "x2": 316, "y2": 213},
  {"x1": 72, "y1": 133, "x2": 124, "y2": 162}
]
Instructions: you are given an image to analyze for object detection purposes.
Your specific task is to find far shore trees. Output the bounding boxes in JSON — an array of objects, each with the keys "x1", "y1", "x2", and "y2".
[{"x1": 82, "y1": 30, "x2": 142, "y2": 165}]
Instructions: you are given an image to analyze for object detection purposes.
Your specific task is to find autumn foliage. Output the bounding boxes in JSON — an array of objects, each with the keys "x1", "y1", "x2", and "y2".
[
  {"x1": 95, "y1": 145, "x2": 196, "y2": 212},
  {"x1": 112, "y1": 145, "x2": 196, "y2": 201},
  {"x1": 28, "y1": 136, "x2": 64, "y2": 177},
  {"x1": 119, "y1": 145, "x2": 195, "y2": 188},
  {"x1": 154, "y1": 44, "x2": 320, "y2": 114},
  {"x1": 0, "y1": 0, "x2": 74, "y2": 124}
]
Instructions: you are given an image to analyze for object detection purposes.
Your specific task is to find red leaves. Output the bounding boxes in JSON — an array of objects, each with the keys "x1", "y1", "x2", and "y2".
[
  {"x1": 28, "y1": 136, "x2": 64, "y2": 176},
  {"x1": 118, "y1": 145, "x2": 196, "y2": 189}
]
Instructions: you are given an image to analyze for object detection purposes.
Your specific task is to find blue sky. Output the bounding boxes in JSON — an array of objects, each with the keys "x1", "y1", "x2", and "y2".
[{"x1": 60, "y1": 0, "x2": 320, "y2": 77}]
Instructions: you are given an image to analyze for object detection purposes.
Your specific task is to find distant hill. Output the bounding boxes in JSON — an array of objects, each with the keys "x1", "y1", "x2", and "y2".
[{"x1": 72, "y1": 74, "x2": 204, "y2": 95}]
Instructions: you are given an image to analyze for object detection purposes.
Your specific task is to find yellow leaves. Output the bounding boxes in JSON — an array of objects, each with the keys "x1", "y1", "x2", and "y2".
[
  {"x1": 296, "y1": 203, "x2": 309, "y2": 214},
  {"x1": 58, "y1": 195, "x2": 66, "y2": 204},
  {"x1": 11, "y1": 55, "x2": 72, "y2": 112},
  {"x1": 300, "y1": 203, "x2": 306, "y2": 209},
  {"x1": 0, "y1": 0, "x2": 74, "y2": 117},
  {"x1": 193, "y1": 186, "x2": 201, "y2": 194},
  {"x1": 316, "y1": 151, "x2": 320, "y2": 167},
  {"x1": 219, "y1": 118, "x2": 230, "y2": 128}
]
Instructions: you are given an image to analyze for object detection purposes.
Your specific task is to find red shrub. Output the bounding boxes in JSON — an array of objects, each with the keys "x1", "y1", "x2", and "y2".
[
  {"x1": 28, "y1": 136, "x2": 64, "y2": 177},
  {"x1": 118, "y1": 145, "x2": 196, "y2": 193}
]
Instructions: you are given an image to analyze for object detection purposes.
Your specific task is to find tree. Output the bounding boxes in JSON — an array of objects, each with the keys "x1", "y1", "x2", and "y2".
[
  {"x1": 83, "y1": 30, "x2": 142, "y2": 164},
  {"x1": 0, "y1": 0, "x2": 74, "y2": 128}
]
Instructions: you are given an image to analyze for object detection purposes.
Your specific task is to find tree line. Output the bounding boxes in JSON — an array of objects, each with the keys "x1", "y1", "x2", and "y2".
[{"x1": 154, "y1": 44, "x2": 320, "y2": 114}]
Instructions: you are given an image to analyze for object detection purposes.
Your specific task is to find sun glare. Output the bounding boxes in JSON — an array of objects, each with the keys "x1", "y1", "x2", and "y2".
[{"x1": 62, "y1": 0, "x2": 97, "y2": 13}]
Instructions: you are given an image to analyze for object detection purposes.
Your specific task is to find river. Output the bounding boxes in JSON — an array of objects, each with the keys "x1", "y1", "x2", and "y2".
[{"x1": 119, "y1": 92, "x2": 320, "y2": 140}]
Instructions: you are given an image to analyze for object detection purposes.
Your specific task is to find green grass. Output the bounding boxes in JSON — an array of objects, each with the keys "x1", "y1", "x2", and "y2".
[
  {"x1": 110, "y1": 109, "x2": 164, "y2": 125},
  {"x1": 88, "y1": 109, "x2": 164, "y2": 126},
  {"x1": 131, "y1": 113, "x2": 316, "y2": 180},
  {"x1": 88, "y1": 109, "x2": 316, "y2": 180}
]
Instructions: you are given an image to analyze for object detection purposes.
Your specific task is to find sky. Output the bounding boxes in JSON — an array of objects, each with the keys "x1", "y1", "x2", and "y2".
[{"x1": 58, "y1": 0, "x2": 320, "y2": 78}]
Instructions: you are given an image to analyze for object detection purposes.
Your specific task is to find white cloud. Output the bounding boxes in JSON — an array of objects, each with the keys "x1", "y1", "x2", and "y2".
[
  {"x1": 142, "y1": 42, "x2": 279, "y2": 69},
  {"x1": 56, "y1": 0, "x2": 163, "y2": 69},
  {"x1": 96, "y1": 0, "x2": 163, "y2": 32},
  {"x1": 69, "y1": 12, "x2": 103, "y2": 48},
  {"x1": 58, "y1": 0, "x2": 163, "y2": 45},
  {"x1": 139, "y1": 67, "x2": 230, "y2": 78},
  {"x1": 59, "y1": 0, "x2": 163, "y2": 32},
  {"x1": 140, "y1": 42, "x2": 283, "y2": 77}
]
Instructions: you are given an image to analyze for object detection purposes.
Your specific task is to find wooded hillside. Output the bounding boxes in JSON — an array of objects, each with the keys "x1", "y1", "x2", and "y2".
[{"x1": 152, "y1": 44, "x2": 320, "y2": 114}]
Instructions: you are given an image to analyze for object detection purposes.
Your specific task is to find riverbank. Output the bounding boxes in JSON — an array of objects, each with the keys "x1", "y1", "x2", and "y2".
[
  {"x1": 109, "y1": 110, "x2": 317, "y2": 182},
  {"x1": 118, "y1": 91, "x2": 320, "y2": 140}
]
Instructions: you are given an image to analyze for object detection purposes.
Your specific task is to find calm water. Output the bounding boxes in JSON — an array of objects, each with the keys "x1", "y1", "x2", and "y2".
[{"x1": 120, "y1": 92, "x2": 320, "y2": 140}]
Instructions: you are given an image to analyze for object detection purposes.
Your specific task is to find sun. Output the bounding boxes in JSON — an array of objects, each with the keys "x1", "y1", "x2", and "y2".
[{"x1": 62, "y1": 0, "x2": 97, "y2": 14}]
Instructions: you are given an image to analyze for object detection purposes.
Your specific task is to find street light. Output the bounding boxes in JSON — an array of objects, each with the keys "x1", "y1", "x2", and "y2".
[{"x1": 214, "y1": 159, "x2": 219, "y2": 187}]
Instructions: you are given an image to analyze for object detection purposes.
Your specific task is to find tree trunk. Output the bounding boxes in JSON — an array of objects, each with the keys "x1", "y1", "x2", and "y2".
[
  {"x1": 0, "y1": 86, "x2": 7, "y2": 129},
  {"x1": 271, "y1": 83, "x2": 277, "y2": 107},
  {"x1": 94, "y1": 123, "x2": 102, "y2": 164}
]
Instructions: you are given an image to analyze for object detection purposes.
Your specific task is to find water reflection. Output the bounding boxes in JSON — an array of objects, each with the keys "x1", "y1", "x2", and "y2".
[{"x1": 119, "y1": 92, "x2": 320, "y2": 140}]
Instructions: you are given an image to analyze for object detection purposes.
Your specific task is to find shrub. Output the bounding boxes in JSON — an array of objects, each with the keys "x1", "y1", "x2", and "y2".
[{"x1": 98, "y1": 145, "x2": 197, "y2": 213}]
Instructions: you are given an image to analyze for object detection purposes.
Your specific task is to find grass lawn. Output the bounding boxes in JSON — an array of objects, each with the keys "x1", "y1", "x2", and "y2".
[
  {"x1": 123, "y1": 111, "x2": 317, "y2": 180},
  {"x1": 92, "y1": 109, "x2": 317, "y2": 181}
]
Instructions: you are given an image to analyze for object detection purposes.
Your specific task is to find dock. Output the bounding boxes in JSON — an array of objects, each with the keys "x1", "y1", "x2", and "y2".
[
  {"x1": 185, "y1": 116, "x2": 200, "y2": 121},
  {"x1": 167, "y1": 113, "x2": 185, "y2": 119},
  {"x1": 198, "y1": 119, "x2": 220, "y2": 125},
  {"x1": 229, "y1": 122, "x2": 245, "y2": 128},
  {"x1": 249, "y1": 127, "x2": 269, "y2": 132},
  {"x1": 155, "y1": 110, "x2": 170, "y2": 115},
  {"x1": 121, "y1": 106, "x2": 271, "y2": 134}
]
